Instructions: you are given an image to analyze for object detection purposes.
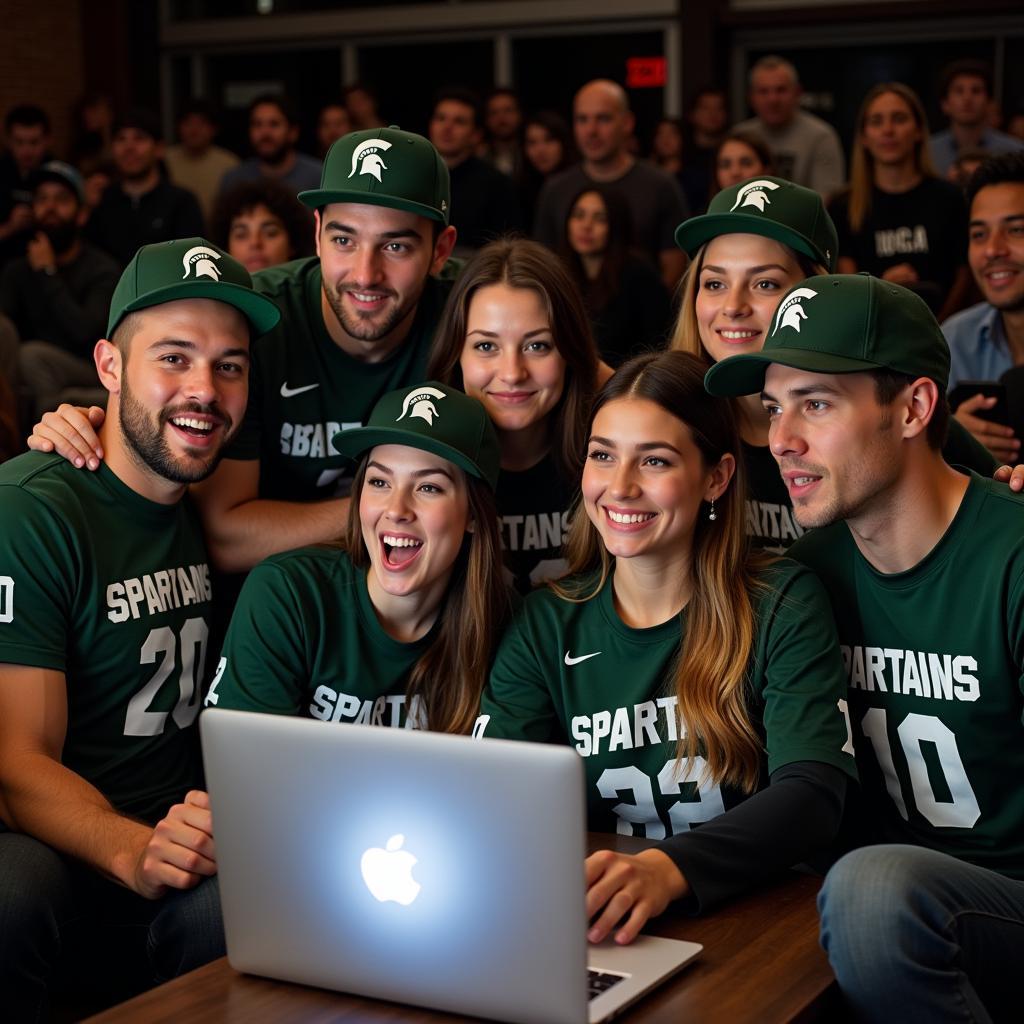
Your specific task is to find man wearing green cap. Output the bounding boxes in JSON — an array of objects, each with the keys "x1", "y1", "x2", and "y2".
[
  {"x1": 195, "y1": 125, "x2": 458, "y2": 572},
  {"x1": 0, "y1": 238, "x2": 279, "y2": 1016},
  {"x1": 28, "y1": 127, "x2": 458, "y2": 576},
  {"x1": 706, "y1": 273, "x2": 1024, "y2": 1022}
]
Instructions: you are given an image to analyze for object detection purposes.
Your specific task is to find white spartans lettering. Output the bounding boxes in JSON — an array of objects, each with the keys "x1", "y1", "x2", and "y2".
[{"x1": 841, "y1": 645, "x2": 980, "y2": 702}]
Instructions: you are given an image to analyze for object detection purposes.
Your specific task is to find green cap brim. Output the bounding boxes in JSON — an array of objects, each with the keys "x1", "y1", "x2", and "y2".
[
  {"x1": 675, "y1": 212, "x2": 826, "y2": 268},
  {"x1": 114, "y1": 280, "x2": 280, "y2": 338},
  {"x1": 298, "y1": 188, "x2": 446, "y2": 224},
  {"x1": 704, "y1": 348, "x2": 885, "y2": 397},
  {"x1": 332, "y1": 425, "x2": 496, "y2": 489}
]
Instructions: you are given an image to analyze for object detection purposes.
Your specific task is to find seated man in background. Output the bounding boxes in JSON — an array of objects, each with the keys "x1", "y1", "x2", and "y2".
[
  {"x1": 0, "y1": 161, "x2": 119, "y2": 420},
  {"x1": 0, "y1": 237, "x2": 279, "y2": 1017},
  {"x1": 86, "y1": 109, "x2": 204, "y2": 267},
  {"x1": 707, "y1": 273, "x2": 1024, "y2": 1024},
  {"x1": 943, "y1": 152, "x2": 1024, "y2": 464}
]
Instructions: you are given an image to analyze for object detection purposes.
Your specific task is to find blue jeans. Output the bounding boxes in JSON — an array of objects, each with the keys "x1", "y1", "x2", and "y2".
[
  {"x1": 819, "y1": 845, "x2": 1024, "y2": 1024},
  {"x1": 0, "y1": 830, "x2": 225, "y2": 1022}
]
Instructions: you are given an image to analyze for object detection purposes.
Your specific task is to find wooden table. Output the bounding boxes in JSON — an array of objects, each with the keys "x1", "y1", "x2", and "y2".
[{"x1": 86, "y1": 837, "x2": 836, "y2": 1024}]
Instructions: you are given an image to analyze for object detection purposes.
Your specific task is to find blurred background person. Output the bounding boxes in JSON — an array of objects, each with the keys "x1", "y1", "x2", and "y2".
[
  {"x1": 650, "y1": 117, "x2": 684, "y2": 176},
  {"x1": 343, "y1": 83, "x2": 385, "y2": 131},
  {"x1": 85, "y1": 108, "x2": 203, "y2": 267},
  {"x1": 0, "y1": 161, "x2": 118, "y2": 420},
  {"x1": 680, "y1": 87, "x2": 729, "y2": 213},
  {"x1": 560, "y1": 185, "x2": 670, "y2": 368},
  {"x1": 713, "y1": 130, "x2": 773, "y2": 191},
  {"x1": 830, "y1": 82, "x2": 971, "y2": 319},
  {"x1": 480, "y1": 88, "x2": 523, "y2": 180},
  {"x1": 164, "y1": 99, "x2": 239, "y2": 227},
  {"x1": 0, "y1": 105, "x2": 52, "y2": 269},
  {"x1": 210, "y1": 179, "x2": 313, "y2": 274},
  {"x1": 520, "y1": 110, "x2": 576, "y2": 228},
  {"x1": 315, "y1": 99, "x2": 351, "y2": 158},
  {"x1": 219, "y1": 94, "x2": 321, "y2": 196}
]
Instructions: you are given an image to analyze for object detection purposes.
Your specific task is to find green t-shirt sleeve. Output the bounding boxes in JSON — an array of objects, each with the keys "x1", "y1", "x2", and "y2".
[
  {"x1": 206, "y1": 559, "x2": 310, "y2": 714},
  {"x1": 756, "y1": 563, "x2": 858, "y2": 780},
  {"x1": 943, "y1": 417, "x2": 998, "y2": 476},
  {"x1": 478, "y1": 605, "x2": 560, "y2": 743},
  {"x1": 0, "y1": 487, "x2": 75, "y2": 671}
]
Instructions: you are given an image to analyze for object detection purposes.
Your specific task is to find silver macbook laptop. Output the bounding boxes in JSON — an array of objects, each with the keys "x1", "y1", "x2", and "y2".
[{"x1": 201, "y1": 710, "x2": 701, "y2": 1024}]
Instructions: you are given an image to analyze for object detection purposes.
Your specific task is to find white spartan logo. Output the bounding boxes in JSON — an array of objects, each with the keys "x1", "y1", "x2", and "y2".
[
  {"x1": 181, "y1": 246, "x2": 222, "y2": 281},
  {"x1": 349, "y1": 139, "x2": 393, "y2": 182},
  {"x1": 772, "y1": 288, "x2": 819, "y2": 334},
  {"x1": 396, "y1": 386, "x2": 446, "y2": 426},
  {"x1": 729, "y1": 179, "x2": 781, "y2": 213}
]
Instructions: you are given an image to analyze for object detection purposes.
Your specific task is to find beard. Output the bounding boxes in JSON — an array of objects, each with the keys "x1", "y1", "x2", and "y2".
[
  {"x1": 119, "y1": 376, "x2": 232, "y2": 485},
  {"x1": 321, "y1": 279, "x2": 418, "y2": 343},
  {"x1": 254, "y1": 138, "x2": 291, "y2": 166},
  {"x1": 40, "y1": 220, "x2": 78, "y2": 255}
]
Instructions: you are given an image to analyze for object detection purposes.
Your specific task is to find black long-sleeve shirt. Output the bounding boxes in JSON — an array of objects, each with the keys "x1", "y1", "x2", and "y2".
[{"x1": 0, "y1": 242, "x2": 120, "y2": 356}]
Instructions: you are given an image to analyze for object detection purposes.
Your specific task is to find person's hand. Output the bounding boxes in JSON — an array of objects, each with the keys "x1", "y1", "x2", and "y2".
[
  {"x1": 992, "y1": 463, "x2": 1024, "y2": 492},
  {"x1": 26, "y1": 232, "x2": 57, "y2": 274},
  {"x1": 27, "y1": 403, "x2": 106, "y2": 469},
  {"x1": 132, "y1": 790, "x2": 216, "y2": 900},
  {"x1": 585, "y1": 848, "x2": 688, "y2": 945},
  {"x1": 955, "y1": 394, "x2": 1020, "y2": 463},
  {"x1": 880, "y1": 263, "x2": 919, "y2": 285}
]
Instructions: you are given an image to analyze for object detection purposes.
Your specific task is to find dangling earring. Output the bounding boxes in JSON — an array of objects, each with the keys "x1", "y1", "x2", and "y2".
[{"x1": 708, "y1": 498, "x2": 717, "y2": 522}]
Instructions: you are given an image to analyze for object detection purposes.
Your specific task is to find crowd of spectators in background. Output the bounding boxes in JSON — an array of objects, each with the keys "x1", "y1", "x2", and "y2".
[{"x1": 2, "y1": 56, "x2": 1024, "y2": 463}]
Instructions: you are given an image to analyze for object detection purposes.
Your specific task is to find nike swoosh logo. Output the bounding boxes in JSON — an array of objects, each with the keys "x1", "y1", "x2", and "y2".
[
  {"x1": 564, "y1": 650, "x2": 601, "y2": 666},
  {"x1": 280, "y1": 382, "x2": 320, "y2": 398}
]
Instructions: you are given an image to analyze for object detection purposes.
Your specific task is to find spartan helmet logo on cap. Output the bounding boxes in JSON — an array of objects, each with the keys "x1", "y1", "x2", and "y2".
[
  {"x1": 729, "y1": 179, "x2": 781, "y2": 213},
  {"x1": 396, "y1": 386, "x2": 447, "y2": 426},
  {"x1": 181, "y1": 245, "x2": 222, "y2": 282},
  {"x1": 348, "y1": 138, "x2": 393, "y2": 182},
  {"x1": 772, "y1": 288, "x2": 818, "y2": 335}
]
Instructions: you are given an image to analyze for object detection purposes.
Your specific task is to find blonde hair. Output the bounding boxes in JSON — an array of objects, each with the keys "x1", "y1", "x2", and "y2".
[
  {"x1": 555, "y1": 350, "x2": 768, "y2": 792},
  {"x1": 847, "y1": 82, "x2": 936, "y2": 233}
]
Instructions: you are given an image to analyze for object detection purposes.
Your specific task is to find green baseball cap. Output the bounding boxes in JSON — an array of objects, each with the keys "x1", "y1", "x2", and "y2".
[
  {"x1": 298, "y1": 126, "x2": 450, "y2": 225},
  {"x1": 332, "y1": 382, "x2": 500, "y2": 489},
  {"x1": 107, "y1": 237, "x2": 281, "y2": 338},
  {"x1": 704, "y1": 273, "x2": 951, "y2": 397},
  {"x1": 674, "y1": 176, "x2": 838, "y2": 272}
]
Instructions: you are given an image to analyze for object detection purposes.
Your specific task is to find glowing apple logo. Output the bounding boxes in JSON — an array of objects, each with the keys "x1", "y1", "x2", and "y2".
[{"x1": 360, "y1": 833, "x2": 421, "y2": 905}]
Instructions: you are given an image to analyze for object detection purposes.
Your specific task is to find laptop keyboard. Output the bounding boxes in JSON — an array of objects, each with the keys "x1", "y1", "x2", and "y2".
[{"x1": 588, "y1": 968, "x2": 628, "y2": 1000}]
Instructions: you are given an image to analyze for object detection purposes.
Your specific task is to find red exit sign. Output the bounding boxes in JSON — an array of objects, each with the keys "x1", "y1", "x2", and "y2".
[{"x1": 626, "y1": 57, "x2": 666, "y2": 89}]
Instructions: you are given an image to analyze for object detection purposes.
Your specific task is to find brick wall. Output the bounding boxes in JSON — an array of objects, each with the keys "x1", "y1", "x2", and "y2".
[{"x1": 0, "y1": 0, "x2": 85, "y2": 158}]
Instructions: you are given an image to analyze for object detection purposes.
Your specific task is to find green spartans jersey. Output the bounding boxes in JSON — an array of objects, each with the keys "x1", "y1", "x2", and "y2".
[
  {"x1": 226, "y1": 257, "x2": 455, "y2": 500},
  {"x1": 789, "y1": 473, "x2": 1024, "y2": 878},
  {"x1": 743, "y1": 422, "x2": 995, "y2": 555},
  {"x1": 478, "y1": 559, "x2": 856, "y2": 837},
  {"x1": 0, "y1": 453, "x2": 211, "y2": 824},
  {"x1": 496, "y1": 453, "x2": 573, "y2": 594},
  {"x1": 206, "y1": 546, "x2": 430, "y2": 727}
]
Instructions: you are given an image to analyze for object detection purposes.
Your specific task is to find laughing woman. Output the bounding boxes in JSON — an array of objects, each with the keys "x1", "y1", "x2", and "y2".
[
  {"x1": 207, "y1": 382, "x2": 513, "y2": 734},
  {"x1": 478, "y1": 350, "x2": 857, "y2": 938}
]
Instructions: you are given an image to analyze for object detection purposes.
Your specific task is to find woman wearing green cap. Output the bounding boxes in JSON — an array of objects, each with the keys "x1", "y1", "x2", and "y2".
[
  {"x1": 671, "y1": 176, "x2": 998, "y2": 552},
  {"x1": 428, "y1": 238, "x2": 606, "y2": 593},
  {"x1": 478, "y1": 350, "x2": 856, "y2": 940},
  {"x1": 207, "y1": 381, "x2": 513, "y2": 734}
]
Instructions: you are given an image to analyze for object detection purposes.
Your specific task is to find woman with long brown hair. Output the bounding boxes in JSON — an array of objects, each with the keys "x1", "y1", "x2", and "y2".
[
  {"x1": 478, "y1": 349, "x2": 855, "y2": 939},
  {"x1": 828, "y1": 82, "x2": 971, "y2": 319},
  {"x1": 208, "y1": 382, "x2": 513, "y2": 735},
  {"x1": 428, "y1": 237, "x2": 606, "y2": 593}
]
